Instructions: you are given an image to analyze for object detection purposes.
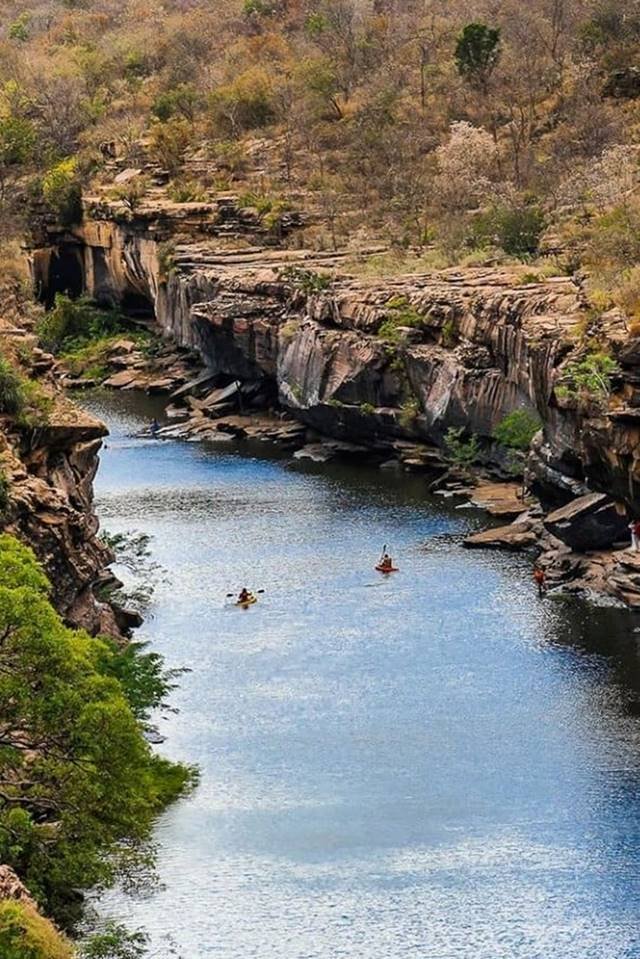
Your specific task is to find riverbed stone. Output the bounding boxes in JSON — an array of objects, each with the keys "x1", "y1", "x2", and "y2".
[
  {"x1": 463, "y1": 522, "x2": 538, "y2": 551},
  {"x1": 543, "y1": 492, "x2": 629, "y2": 552}
]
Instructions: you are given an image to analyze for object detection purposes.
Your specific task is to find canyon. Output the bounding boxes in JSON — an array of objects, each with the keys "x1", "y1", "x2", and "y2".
[{"x1": 28, "y1": 193, "x2": 640, "y2": 606}]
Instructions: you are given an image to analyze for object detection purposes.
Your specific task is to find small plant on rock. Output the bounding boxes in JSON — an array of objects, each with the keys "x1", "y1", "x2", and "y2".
[
  {"x1": 0, "y1": 469, "x2": 10, "y2": 520},
  {"x1": 0, "y1": 356, "x2": 24, "y2": 415},
  {"x1": 399, "y1": 397, "x2": 420, "y2": 429},
  {"x1": 493, "y1": 410, "x2": 541, "y2": 451},
  {"x1": 443, "y1": 426, "x2": 480, "y2": 468},
  {"x1": 280, "y1": 266, "x2": 331, "y2": 295},
  {"x1": 558, "y1": 351, "x2": 620, "y2": 400}
]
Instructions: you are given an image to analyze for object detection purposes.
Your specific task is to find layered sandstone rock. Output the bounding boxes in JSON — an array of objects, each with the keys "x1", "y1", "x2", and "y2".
[
  {"x1": 1, "y1": 395, "x2": 117, "y2": 635},
  {"x1": 30, "y1": 199, "x2": 640, "y2": 605}
]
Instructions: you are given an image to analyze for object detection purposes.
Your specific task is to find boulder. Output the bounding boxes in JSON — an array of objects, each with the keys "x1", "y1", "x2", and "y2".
[
  {"x1": 470, "y1": 482, "x2": 528, "y2": 519},
  {"x1": 463, "y1": 523, "x2": 537, "y2": 551},
  {"x1": 543, "y1": 492, "x2": 629, "y2": 552}
]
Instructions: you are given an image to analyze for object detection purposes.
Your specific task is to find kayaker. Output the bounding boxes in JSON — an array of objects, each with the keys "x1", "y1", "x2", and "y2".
[
  {"x1": 238, "y1": 587, "x2": 252, "y2": 603},
  {"x1": 379, "y1": 551, "x2": 394, "y2": 571},
  {"x1": 533, "y1": 566, "x2": 546, "y2": 597}
]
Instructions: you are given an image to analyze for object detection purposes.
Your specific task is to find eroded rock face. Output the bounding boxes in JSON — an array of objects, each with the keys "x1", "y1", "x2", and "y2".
[
  {"x1": 31, "y1": 203, "x2": 640, "y2": 521},
  {"x1": 544, "y1": 492, "x2": 630, "y2": 551},
  {"x1": 1, "y1": 398, "x2": 117, "y2": 635}
]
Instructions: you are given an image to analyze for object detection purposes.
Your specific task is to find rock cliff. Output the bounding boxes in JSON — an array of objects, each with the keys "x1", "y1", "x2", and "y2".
[
  {"x1": 0, "y1": 292, "x2": 118, "y2": 635},
  {"x1": 1, "y1": 393, "x2": 118, "y2": 635},
  {"x1": 30, "y1": 199, "x2": 640, "y2": 602}
]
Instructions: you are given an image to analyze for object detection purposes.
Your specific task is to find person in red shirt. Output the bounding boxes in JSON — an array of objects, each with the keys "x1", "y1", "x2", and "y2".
[{"x1": 533, "y1": 566, "x2": 546, "y2": 597}]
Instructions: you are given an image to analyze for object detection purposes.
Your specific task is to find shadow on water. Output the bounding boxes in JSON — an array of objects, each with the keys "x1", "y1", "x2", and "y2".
[{"x1": 81, "y1": 387, "x2": 640, "y2": 959}]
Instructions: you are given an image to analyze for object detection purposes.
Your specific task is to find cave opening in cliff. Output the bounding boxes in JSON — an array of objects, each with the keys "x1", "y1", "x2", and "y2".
[
  {"x1": 42, "y1": 244, "x2": 84, "y2": 307},
  {"x1": 120, "y1": 290, "x2": 156, "y2": 322}
]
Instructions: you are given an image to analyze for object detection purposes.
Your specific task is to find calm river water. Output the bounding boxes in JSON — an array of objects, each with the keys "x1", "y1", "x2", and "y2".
[{"x1": 86, "y1": 391, "x2": 640, "y2": 959}]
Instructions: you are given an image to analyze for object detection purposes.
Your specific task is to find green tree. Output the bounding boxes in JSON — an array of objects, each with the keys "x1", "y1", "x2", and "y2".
[
  {"x1": 0, "y1": 117, "x2": 35, "y2": 196},
  {"x1": 493, "y1": 410, "x2": 542, "y2": 451},
  {"x1": 472, "y1": 203, "x2": 546, "y2": 257},
  {"x1": 41, "y1": 158, "x2": 82, "y2": 226},
  {"x1": 152, "y1": 84, "x2": 200, "y2": 123},
  {"x1": 454, "y1": 23, "x2": 501, "y2": 92},
  {"x1": 80, "y1": 921, "x2": 148, "y2": 959},
  {"x1": 443, "y1": 426, "x2": 480, "y2": 469},
  {"x1": 0, "y1": 535, "x2": 194, "y2": 925}
]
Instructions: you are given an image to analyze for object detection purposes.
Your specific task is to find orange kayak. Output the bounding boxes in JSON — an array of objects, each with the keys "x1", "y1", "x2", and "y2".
[{"x1": 375, "y1": 564, "x2": 399, "y2": 573}]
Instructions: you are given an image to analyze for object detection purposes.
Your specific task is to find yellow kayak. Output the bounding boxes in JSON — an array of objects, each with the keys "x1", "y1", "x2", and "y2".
[{"x1": 235, "y1": 595, "x2": 257, "y2": 608}]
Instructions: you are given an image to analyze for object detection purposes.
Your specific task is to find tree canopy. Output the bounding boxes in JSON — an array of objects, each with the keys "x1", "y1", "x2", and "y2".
[{"x1": 0, "y1": 534, "x2": 193, "y2": 927}]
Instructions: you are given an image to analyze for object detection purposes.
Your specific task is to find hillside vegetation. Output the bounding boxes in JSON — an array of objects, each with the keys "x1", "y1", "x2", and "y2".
[{"x1": 1, "y1": 1, "x2": 640, "y2": 304}]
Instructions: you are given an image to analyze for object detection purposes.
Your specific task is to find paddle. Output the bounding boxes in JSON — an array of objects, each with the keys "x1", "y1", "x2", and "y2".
[{"x1": 226, "y1": 589, "x2": 265, "y2": 597}]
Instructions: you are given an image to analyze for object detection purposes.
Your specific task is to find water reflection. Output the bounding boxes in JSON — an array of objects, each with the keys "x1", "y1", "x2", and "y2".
[{"x1": 85, "y1": 390, "x2": 640, "y2": 959}]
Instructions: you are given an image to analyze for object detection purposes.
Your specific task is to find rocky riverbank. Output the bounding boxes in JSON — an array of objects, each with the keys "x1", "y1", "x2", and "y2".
[
  {"x1": 29, "y1": 195, "x2": 640, "y2": 608},
  {"x1": 0, "y1": 304, "x2": 134, "y2": 637}
]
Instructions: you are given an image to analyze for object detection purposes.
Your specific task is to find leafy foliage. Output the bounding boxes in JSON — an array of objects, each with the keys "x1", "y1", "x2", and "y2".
[
  {"x1": 36, "y1": 295, "x2": 132, "y2": 354},
  {"x1": 0, "y1": 900, "x2": 73, "y2": 959},
  {"x1": 443, "y1": 426, "x2": 480, "y2": 468},
  {"x1": 377, "y1": 296, "x2": 425, "y2": 343},
  {"x1": 0, "y1": 356, "x2": 52, "y2": 429},
  {"x1": 280, "y1": 266, "x2": 331, "y2": 294},
  {"x1": 0, "y1": 117, "x2": 35, "y2": 178},
  {"x1": 109, "y1": 175, "x2": 149, "y2": 212},
  {"x1": 493, "y1": 410, "x2": 542, "y2": 451},
  {"x1": 80, "y1": 922, "x2": 148, "y2": 959},
  {"x1": 0, "y1": 357, "x2": 24, "y2": 415},
  {"x1": 41, "y1": 159, "x2": 82, "y2": 226},
  {"x1": 472, "y1": 203, "x2": 546, "y2": 257},
  {"x1": 454, "y1": 23, "x2": 501, "y2": 91},
  {"x1": 0, "y1": 534, "x2": 195, "y2": 925},
  {"x1": 558, "y1": 352, "x2": 620, "y2": 398}
]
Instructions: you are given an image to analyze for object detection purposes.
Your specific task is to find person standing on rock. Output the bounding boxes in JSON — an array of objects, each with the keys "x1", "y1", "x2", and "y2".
[
  {"x1": 533, "y1": 566, "x2": 546, "y2": 598},
  {"x1": 629, "y1": 519, "x2": 640, "y2": 551}
]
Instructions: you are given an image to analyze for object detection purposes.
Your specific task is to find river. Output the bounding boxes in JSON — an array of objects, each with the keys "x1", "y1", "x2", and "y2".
[{"x1": 85, "y1": 390, "x2": 640, "y2": 959}]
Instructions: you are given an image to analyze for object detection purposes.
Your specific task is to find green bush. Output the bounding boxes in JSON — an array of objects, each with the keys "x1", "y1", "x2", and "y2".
[
  {"x1": 493, "y1": 410, "x2": 542, "y2": 450},
  {"x1": 244, "y1": 0, "x2": 275, "y2": 16},
  {"x1": 0, "y1": 900, "x2": 73, "y2": 959},
  {"x1": 0, "y1": 534, "x2": 195, "y2": 925},
  {"x1": 37, "y1": 295, "x2": 127, "y2": 353},
  {"x1": 559, "y1": 351, "x2": 620, "y2": 398},
  {"x1": 41, "y1": 158, "x2": 82, "y2": 226},
  {"x1": 399, "y1": 397, "x2": 420, "y2": 428},
  {"x1": 109, "y1": 174, "x2": 148, "y2": 212},
  {"x1": 280, "y1": 265, "x2": 332, "y2": 294},
  {"x1": 8, "y1": 13, "x2": 31, "y2": 42},
  {"x1": 454, "y1": 22, "x2": 501, "y2": 90},
  {"x1": 0, "y1": 468, "x2": 10, "y2": 518},
  {"x1": 0, "y1": 355, "x2": 51, "y2": 428},
  {"x1": 209, "y1": 68, "x2": 276, "y2": 134},
  {"x1": 472, "y1": 203, "x2": 546, "y2": 257},
  {"x1": 167, "y1": 178, "x2": 206, "y2": 203},
  {"x1": 0, "y1": 116, "x2": 36, "y2": 170},
  {"x1": 443, "y1": 426, "x2": 480, "y2": 467},
  {"x1": 152, "y1": 83, "x2": 199, "y2": 122},
  {"x1": 0, "y1": 356, "x2": 24, "y2": 414},
  {"x1": 80, "y1": 921, "x2": 148, "y2": 959},
  {"x1": 378, "y1": 296, "x2": 425, "y2": 343}
]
